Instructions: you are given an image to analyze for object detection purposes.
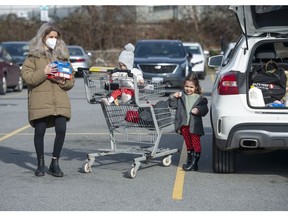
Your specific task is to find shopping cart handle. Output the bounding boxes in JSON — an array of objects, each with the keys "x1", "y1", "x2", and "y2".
[{"x1": 108, "y1": 68, "x2": 133, "y2": 77}]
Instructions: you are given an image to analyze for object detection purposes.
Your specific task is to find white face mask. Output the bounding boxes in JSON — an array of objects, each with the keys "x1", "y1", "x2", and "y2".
[{"x1": 46, "y1": 38, "x2": 57, "y2": 49}]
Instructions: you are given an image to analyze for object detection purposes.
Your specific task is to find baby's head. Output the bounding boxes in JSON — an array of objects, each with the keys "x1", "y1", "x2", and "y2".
[{"x1": 118, "y1": 43, "x2": 135, "y2": 70}]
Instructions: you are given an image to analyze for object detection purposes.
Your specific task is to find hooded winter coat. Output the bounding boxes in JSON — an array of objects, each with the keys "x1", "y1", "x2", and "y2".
[
  {"x1": 21, "y1": 52, "x2": 74, "y2": 128},
  {"x1": 168, "y1": 92, "x2": 208, "y2": 136}
]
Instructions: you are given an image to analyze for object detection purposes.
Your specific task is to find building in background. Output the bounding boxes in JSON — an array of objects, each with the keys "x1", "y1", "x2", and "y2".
[
  {"x1": 0, "y1": 5, "x2": 78, "y2": 20},
  {"x1": 0, "y1": 5, "x2": 206, "y2": 23}
]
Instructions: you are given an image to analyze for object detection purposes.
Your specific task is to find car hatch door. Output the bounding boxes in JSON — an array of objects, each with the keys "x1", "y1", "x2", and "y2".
[{"x1": 230, "y1": 5, "x2": 288, "y2": 37}]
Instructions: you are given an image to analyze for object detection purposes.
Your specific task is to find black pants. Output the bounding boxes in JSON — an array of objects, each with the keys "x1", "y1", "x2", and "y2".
[{"x1": 34, "y1": 116, "x2": 67, "y2": 159}]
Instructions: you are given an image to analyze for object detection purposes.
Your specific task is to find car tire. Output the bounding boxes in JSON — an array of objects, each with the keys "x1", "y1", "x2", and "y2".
[
  {"x1": 199, "y1": 73, "x2": 205, "y2": 80},
  {"x1": 0, "y1": 76, "x2": 7, "y2": 95},
  {"x1": 14, "y1": 76, "x2": 23, "y2": 92},
  {"x1": 212, "y1": 132, "x2": 235, "y2": 173}
]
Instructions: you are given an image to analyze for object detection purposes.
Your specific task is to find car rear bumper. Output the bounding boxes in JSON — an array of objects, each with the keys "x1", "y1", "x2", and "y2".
[{"x1": 215, "y1": 123, "x2": 288, "y2": 151}]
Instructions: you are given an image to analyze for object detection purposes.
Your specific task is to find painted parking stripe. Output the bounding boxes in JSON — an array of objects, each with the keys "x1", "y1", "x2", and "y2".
[
  {"x1": 0, "y1": 125, "x2": 187, "y2": 200},
  {"x1": 0, "y1": 124, "x2": 31, "y2": 142},
  {"x1": 172, "y1": 142, "x2": 186, "y2": 200}
]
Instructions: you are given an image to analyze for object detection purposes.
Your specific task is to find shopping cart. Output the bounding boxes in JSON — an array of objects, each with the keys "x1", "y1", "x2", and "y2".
[{"x1": 81, "y1": 67, "x2": 179, "y2": 178}]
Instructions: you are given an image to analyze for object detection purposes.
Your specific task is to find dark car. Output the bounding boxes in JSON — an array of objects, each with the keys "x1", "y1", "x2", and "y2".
[
  {"x1": 0, "y1": 41, "x2": 29, "y2": 69},
  {"x1": 134, "y1": 39, "x2": 190, "y2": 90},
  {"x1": 0, "y1": 41, "x2": 29, "y2": 88},
  {"x1": 0, "y1": 45, "x2": 23, "y2": 95}
]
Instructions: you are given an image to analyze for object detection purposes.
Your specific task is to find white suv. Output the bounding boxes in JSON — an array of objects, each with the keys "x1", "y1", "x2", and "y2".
[{"x1": 208, "y1": 6, "x2": 288, "y2": 173}]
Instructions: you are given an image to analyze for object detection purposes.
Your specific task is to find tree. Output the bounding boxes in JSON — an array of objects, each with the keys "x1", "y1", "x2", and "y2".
[{"x1": 0, "y1": 5, "x2": 240, "y2": 51}]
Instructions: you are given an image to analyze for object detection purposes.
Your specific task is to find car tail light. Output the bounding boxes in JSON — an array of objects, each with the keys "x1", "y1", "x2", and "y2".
[
  {"x1": 218, "y1": 71, "x2": 239, "y2": 95},
  {"x1": 75, "y1": 59, "x2": 85, "y2": 62}
]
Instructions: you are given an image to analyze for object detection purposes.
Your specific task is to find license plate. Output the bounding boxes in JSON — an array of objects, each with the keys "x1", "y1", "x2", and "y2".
[{"x1": 152, "y1": 77, "x2": 163, "y2": 83}]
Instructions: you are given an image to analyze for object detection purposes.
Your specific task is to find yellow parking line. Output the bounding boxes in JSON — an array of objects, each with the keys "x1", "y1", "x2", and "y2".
[
  {"x1": 172, "y1": 167, "x2": 186, "y2": 200},
  {"x1": 172, "y1": 142, "x2": 187, "y2": 200},
  {"x1": 210, "y1": 72, "x2": 215, "y2": 82},
  {"x1": 0, "y1": 124, "x2": 31, "y2": 142},
  {"x1": 1, "y1": 125, "x2": 187, "y2": 200}
]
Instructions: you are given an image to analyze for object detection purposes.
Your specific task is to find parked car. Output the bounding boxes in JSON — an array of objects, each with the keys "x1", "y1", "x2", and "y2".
[
  {"x1": 183, "y1": 42, "x2": 206, "y2": 79},
  {"x1": 134, "y1": 39, "x2": 190, "y2": 91},
  {"x1": 0, "y1": 41, "x2": 29, "y2": 68},
  {"x1": 208, "y1": 5, "x2": 288, "y2": 173},
  {"x1": 0, "y1": 41, "x2": 29, "y2": 88},
  {"x1": 0, "y1": 45, "x2": 23, "y2": 95},
  {"x1": 67, "y1": 45, "x2": 92, "y2": 77}
]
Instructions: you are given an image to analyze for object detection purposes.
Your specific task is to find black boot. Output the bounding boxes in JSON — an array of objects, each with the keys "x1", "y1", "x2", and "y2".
[
  {"x1": 183, "y1": 152, "x2": 201, "y2": 171},
  {"x1": 182, "y1": 151, "x2": 193, "y2": 170},
  {"x1": 35, "y1": 156, "x2": 45, "y2": 177},
  {"x1": 48, "y1": 158, "x2": 64, "y2": 177}
]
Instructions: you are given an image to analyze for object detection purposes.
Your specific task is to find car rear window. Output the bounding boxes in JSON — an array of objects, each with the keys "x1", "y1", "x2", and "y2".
[
  {"x1": 68, "y1": 47, "x2": 84, "y2": 56},
  {"x1": 252, "y1": 6, "x2": 288, "y2": 28}
]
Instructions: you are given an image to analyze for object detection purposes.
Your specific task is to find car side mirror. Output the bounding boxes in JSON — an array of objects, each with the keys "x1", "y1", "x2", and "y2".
[{"x1": 208, "y1": 55, "x2": 224, "y2": 68}]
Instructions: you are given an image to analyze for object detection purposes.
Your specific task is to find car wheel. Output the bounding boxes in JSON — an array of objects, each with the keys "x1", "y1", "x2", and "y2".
[
  {"x1": 199, "y1": 71, "x2": 206, "y2": 80},
  {"x1": 0, "y1": 76, "x2": 7, "y2": 95},
  {"x1": 212, "y1": 132, "x2": 235, "y2": 173},
  {"x1": 14, "y1": 76, "x2": 23, "y2": 92},
  {"x1": 199, "y1": 73, "x2": 205, "y2": 80}
]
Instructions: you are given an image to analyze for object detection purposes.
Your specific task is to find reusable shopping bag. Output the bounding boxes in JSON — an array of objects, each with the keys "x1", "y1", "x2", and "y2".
[{"x1": 251, "y1": 60, "x2": 287, "y2": 104}]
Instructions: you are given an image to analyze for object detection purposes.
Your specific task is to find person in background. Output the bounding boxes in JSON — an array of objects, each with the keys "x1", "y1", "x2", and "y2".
[
  {"x1": 168, "y1": 74, "x2": 208, "y2": 171},
  {"x1": 21, "y1": 23, "x2": 74, "y2": 177},
  {"x1": 101, "y1": 43, "x2": 144, "y2": 106}
]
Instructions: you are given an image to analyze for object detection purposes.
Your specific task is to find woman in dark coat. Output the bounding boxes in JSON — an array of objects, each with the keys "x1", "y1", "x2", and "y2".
[
  {"x1": 169, "y1": 74, "x2": 208, "y2": 171},
  {"x1": 21, "y1": 23, "x2": 74, "y2": 177}
]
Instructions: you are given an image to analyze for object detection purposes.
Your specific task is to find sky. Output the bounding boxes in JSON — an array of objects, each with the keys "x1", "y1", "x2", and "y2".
[
  {"x1": 2, "y1": 1, "x2": 287, "y2": 5},
  {"x1": 0, "y1": 1, "x2": 287, "y2": 14}
]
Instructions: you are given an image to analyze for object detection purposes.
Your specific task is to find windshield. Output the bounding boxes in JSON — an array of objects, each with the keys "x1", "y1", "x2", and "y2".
[
  {"x1": 252, "y1": 5, "x2": 288, "y2": 29},
  {"x1": 135, "y1": 42, "x2": 186, "y2": 58},
  {"x1": 255, "y1": 6, "x2": 287, "y2": 14},
  {"x1": 5, "y1": 43, "x2": 29, "y2": 56},
  {"x1": 184, "y1": 45, "x2": 201, "y2": 55}
]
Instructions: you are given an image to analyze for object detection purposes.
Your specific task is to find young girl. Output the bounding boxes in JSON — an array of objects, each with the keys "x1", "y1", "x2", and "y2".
[
  {"x1": 168, "y1": 74, "x2": 208, "y2": 171},
  {"x1": 101, "y1": 43, "x2": 144, "y2": 106}
]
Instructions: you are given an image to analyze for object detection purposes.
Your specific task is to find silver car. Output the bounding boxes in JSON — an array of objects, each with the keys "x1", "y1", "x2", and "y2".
[{"x1": 67, "y1": 45, "x2": 92, "y2": 77}]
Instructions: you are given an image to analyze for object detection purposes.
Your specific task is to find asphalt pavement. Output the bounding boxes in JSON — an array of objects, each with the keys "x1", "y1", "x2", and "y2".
[{"x1": 0, "y1": 75, "x2": 287, "y2": 213}]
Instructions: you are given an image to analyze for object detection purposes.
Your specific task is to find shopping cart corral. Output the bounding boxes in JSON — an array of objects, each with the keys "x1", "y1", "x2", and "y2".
[{"x1": 81, "y1": 67, "x2": 179, "y2": 178}]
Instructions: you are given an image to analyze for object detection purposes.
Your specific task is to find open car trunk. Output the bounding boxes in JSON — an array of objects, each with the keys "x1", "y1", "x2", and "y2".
[{"x1": 248, "y1": 41, "x2": 288, "y2": 108}]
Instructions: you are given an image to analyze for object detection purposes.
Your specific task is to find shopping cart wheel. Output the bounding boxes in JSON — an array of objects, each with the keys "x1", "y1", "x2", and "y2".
[
  {"x1": 162, "y1": 155, "x2": 172, "y2": 167},
  {"x1": 82, "y1": 162, "x2": 92, "y2": 173},
  {"x1": 128, "y1": 167, "x2": 137, "y2": 178}
]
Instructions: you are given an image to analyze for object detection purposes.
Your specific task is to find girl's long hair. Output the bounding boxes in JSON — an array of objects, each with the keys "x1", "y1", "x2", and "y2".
[
  {"x1": 184, "y1": 73, "x2": 203, "y2": 94},
  {"x1": 28, "y1": 23, "x2": 69, "y2": 61}
]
